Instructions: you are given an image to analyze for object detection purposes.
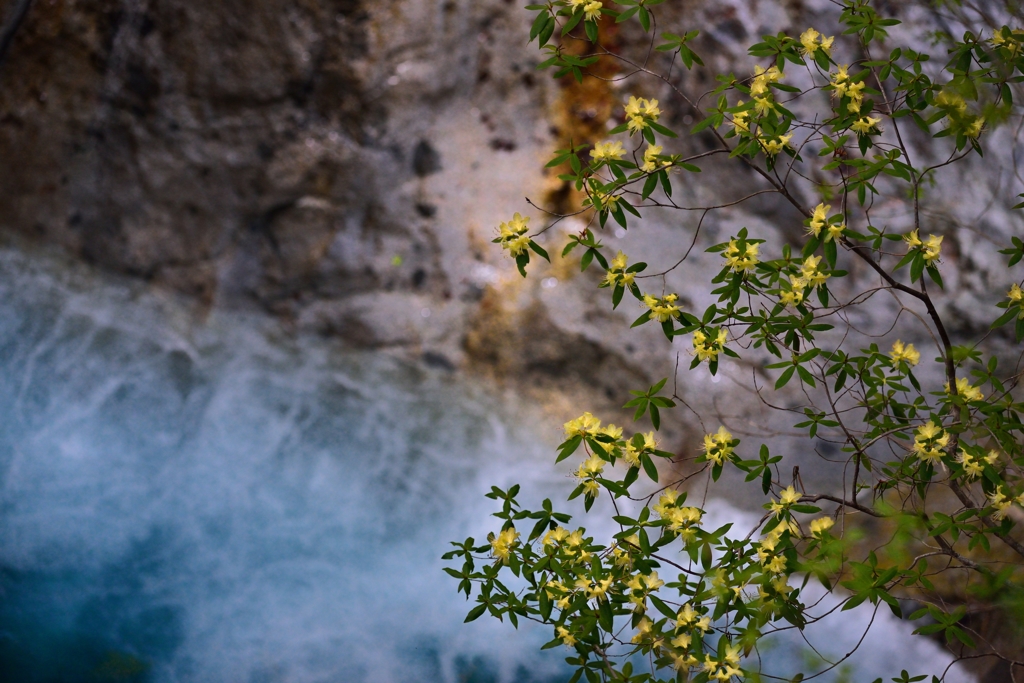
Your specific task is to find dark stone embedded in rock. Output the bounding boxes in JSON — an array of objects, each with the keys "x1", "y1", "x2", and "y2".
[{"x1": 412, "y1": 139, "x2": 442, "y2": 177}]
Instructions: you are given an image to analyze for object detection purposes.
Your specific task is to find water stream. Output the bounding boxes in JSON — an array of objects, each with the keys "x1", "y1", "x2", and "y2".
[{"x1": 0, "y1": 244, "x2": 971, "y2": 682}]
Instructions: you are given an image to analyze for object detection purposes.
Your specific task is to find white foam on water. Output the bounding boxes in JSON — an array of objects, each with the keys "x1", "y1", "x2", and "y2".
[{"x1": 0, "y1": 246, "x2": 972, "y2": 683}]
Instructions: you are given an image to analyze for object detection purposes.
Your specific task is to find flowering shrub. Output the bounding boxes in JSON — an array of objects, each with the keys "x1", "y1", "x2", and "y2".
[{"x1": 446, "y1": 2, "x2": 1024, "y2": 681}]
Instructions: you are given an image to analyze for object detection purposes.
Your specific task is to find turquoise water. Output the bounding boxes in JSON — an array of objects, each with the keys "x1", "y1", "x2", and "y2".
[{"x1": 0, "y1": 245, "x2": 971, "y2": 682}]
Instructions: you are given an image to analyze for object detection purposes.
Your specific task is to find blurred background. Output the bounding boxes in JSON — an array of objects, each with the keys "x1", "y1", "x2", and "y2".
[{"x1": 0, "y1": 0, "x2": 1019, "y2": 681}]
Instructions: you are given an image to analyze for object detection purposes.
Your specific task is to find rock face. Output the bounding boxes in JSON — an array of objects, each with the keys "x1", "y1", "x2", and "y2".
[
  {"x1": 0, "y1": 0, "x2": 556, "y2": 364},
  {"x1": 2, "y1": 0, "x2": 1019, "y2": 383}
]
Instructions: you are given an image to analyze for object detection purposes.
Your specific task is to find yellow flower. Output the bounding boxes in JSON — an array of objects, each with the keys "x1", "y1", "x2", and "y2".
[
  {"x1": 702, "y1": 426, "x2": 734, "y2": 465},
  {"x1": 601, "y1": 423, "x2": 623, "y2": 440},
  {"x1": 557, "y1": 625, "x2": 577, "y2": 647},
  {"x1": 889, "y1": 340, "x2": 921, "y2": 367},
  {"x1": 800, "y1": 255, "x2": 829, "y2": 287},
  {"x1": 623, "y1": 96, "x2": 660, "y2": 133},
  {"x1": 922, "y1": 234, "x2": 943, "y2": 262},
  {"x1": 676, "y1": 603, "x2": 698, "y2": 628},
  {"x1": 912, "y1": 421, "x2": 948, "y2": 462},
  {"x1": 731, "y1": 101, "x2": 750, "y2": 133},
  {"x1": 750, "y1": 65, "x2": 782, "y2": 97},
  {"x1": 903, "y1": 229, "x2": 922, "y2": 249},
  {"x1": 543, "y1": 526, "x2": 570, "y2": 546},
  {"x1": 766, "y1": 555, "x2": 788, "y2": 574},
  {"x1": 576, "y1": 454, "x2": 606, "y2": 479},
  {"x1": 799, "y1": 28, "x2": 834, "y2": 57},
  {"x1": 830, "y1": 64, "x2": 850, "y2": 96},
  {"x1": 956, "y1": 449, "x2": 985, "y2": 480},
  {"x1": 965, "y1": 116, "x2": 985, "y2": 139},
  {"x1": 564, "y1": 412, "x2": 601, "y2": 438},
  {"x1": 692, "y1": 328, "x2": 727, "y2": 363},
  {"x1": 1009, "y1": 283, "x2": 1023, "y2": 303},
  {"x1": 779, "y1": 288, "x2": 803, "y2": 307},
  {"x1": 988, "y1": 487, "x2": 1012, "y2": 521},
  {"x1": 630, "y1": 616, "x2": 653, "y2": 643},
  {"x1": 490, "y1": 527, "x2": 520, "y2": 562},
  {"x1": 851, "y1": 116, "x2": 881, "y2": 134},
  {"x1": 670, "y1": 633, "x2": 692, "y2": 649},
  {"x1": 807, "y1": 203, "x2": 830, "y2": 238},
  {"x1": 753, "y1": 96, "x2": 775, "y2": 116},
  {"x1": 945, "y1": 377, "x2": 984, "y2": 402},
  {"x1": 590, "y1": 140, "x2": 625, "y2": 162},
  {"x1": 657, "y1": 488, "x2": 680, "y2": 508},
  {"x1": 809, "y1": 517, "x2": 834, "y2": 537},
  {"x1": 799, "y1": 28, "x2": 821, "y2": 55},
  {"x1": 761, "y1": 134, "x2": 793, "y2": 156},
  {"x1": 583, "y1": 0, "x2": 602, "y2": 21},
  {"x1": 724, "y1": 239, "x2": 760, "y2": 272},
  {"x1": 640, "y1": 145, "x2": 664, "y2": 173},
  {"x1": 497, "y1": 213, "x2": 531, "y2": 256},
  {"x1": 643, "y1": 293, "x2": 683, "y2": 323},
  {"x1": 780, "y1": 486, "x2": 801, "y2": 505}
]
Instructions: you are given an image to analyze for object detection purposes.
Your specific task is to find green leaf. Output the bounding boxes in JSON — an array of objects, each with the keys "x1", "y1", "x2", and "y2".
[
  {"x1": 465, "y1": 604, "x2": 487, "y2": 622},
  {"x1": 641, "y1": 454, "x2": 659, "y2": 482},
  {"x1": 775, "y1": 366, "x2": 795, "y2": 390}
]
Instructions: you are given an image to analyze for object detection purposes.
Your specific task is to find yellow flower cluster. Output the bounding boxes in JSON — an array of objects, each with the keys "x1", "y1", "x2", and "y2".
[
  {"x1": 591, "y1": 186, "x2": 620, "y2": 211},
  {"x1": 793, "y1": 255, "x2": 829, "y2": 289},
  {"x1": 624, "y1": 96, "x2": 661, "y2": 134},
  {"x1": 778, "y1": 285, "x2": 803, "y2": 308},
  {"x1": 652, "y1": 489, "x2": 703, "y2": 538},
  {"x1": 750, "y1": 65, "x2": 781, "y2": 98},
  {"x1": 563, "y1": 411, "x2": 602, "y2": 438},
  {"x1": 988, "y1": 487, "x2": 1013, "y2": 521},
  {"x1": 575, "y1": 574, "x2": 613, "y2": 601},
  {"x1": 851, "y1": 115, "x2": 882, "y2": 135},
  {"x1": 692, "y1": 328, "x2": 727, "y2": 363},
  {"x1": 622, "y1": 431, "x2": 656, "y2": 467},
  {"x1": 945, "y1": 376, "x2": 984, "y2": 402},
  {"x1": 809, "y1": 516, "x2": 834, "y2": 537},
  {"x1": 759, "y1": 134, "x2": 793, "y2": 156},
  {"x1": 569, "y1": 0, "x2": 602, "y2": 21},
  {"x1": 933, "y1": 91, "x2": 984, "y2": 139},
  {"x1": 640, "y1": 145, "x2": 668, "y2": 173},
  {"x1": 643, "y1": 293, "x2": 682, "y2": 322},
  {"x1": 490, "y1": 527, "x2": 520, "y2": 563},
  {"x1": 889, "y1": 340, "x2": 920, "y2": 367},
  {"x1": 724, "y1": 238, "x2": 759, "y2": 272},
  {"x1": 955, "y1": 449, "x2": 998, "y2": 480},
  {"x1": 756, "y1": 524, "x2": 795, "y2": 576},
  {"x1": 991, "y1": 27, "x2": 1024, "y2": 57},
  {"x1": 497, "y1": 213, "x2": 531, "y2": 257},
  {"x1": 603, "y1": 251, "x2": 635, "y2": 288},
  {"x1": 903, "y1": 229, "x2": 943, "y2": 262},
  {"x1": 799, "y1": 28, "x2": 834, "y2": 57},
  {"x1": 590, "y1": 140, "x2": 625, "y2": 162},
  {"x1": 675, "y1": 602, "x2": 712, "y2": 633},
  {"x1": 768, "y1": 485, "x2": 801, "y2": 514},
  {"x1": 830, "y1": 64, "x2": 866, "y2": 113},
  {"x1": 701, "y1": 426, "x2": 734, "y2": 465},
  {"x1": 806, "y1": 203, "x2": 845, "y2": 242},
  {"x1": 625, "y1": 570, "x2": 665, "y2": 612},
  {"x1": 911, "y1": 421, "x2": 949, "y2": 463}
]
